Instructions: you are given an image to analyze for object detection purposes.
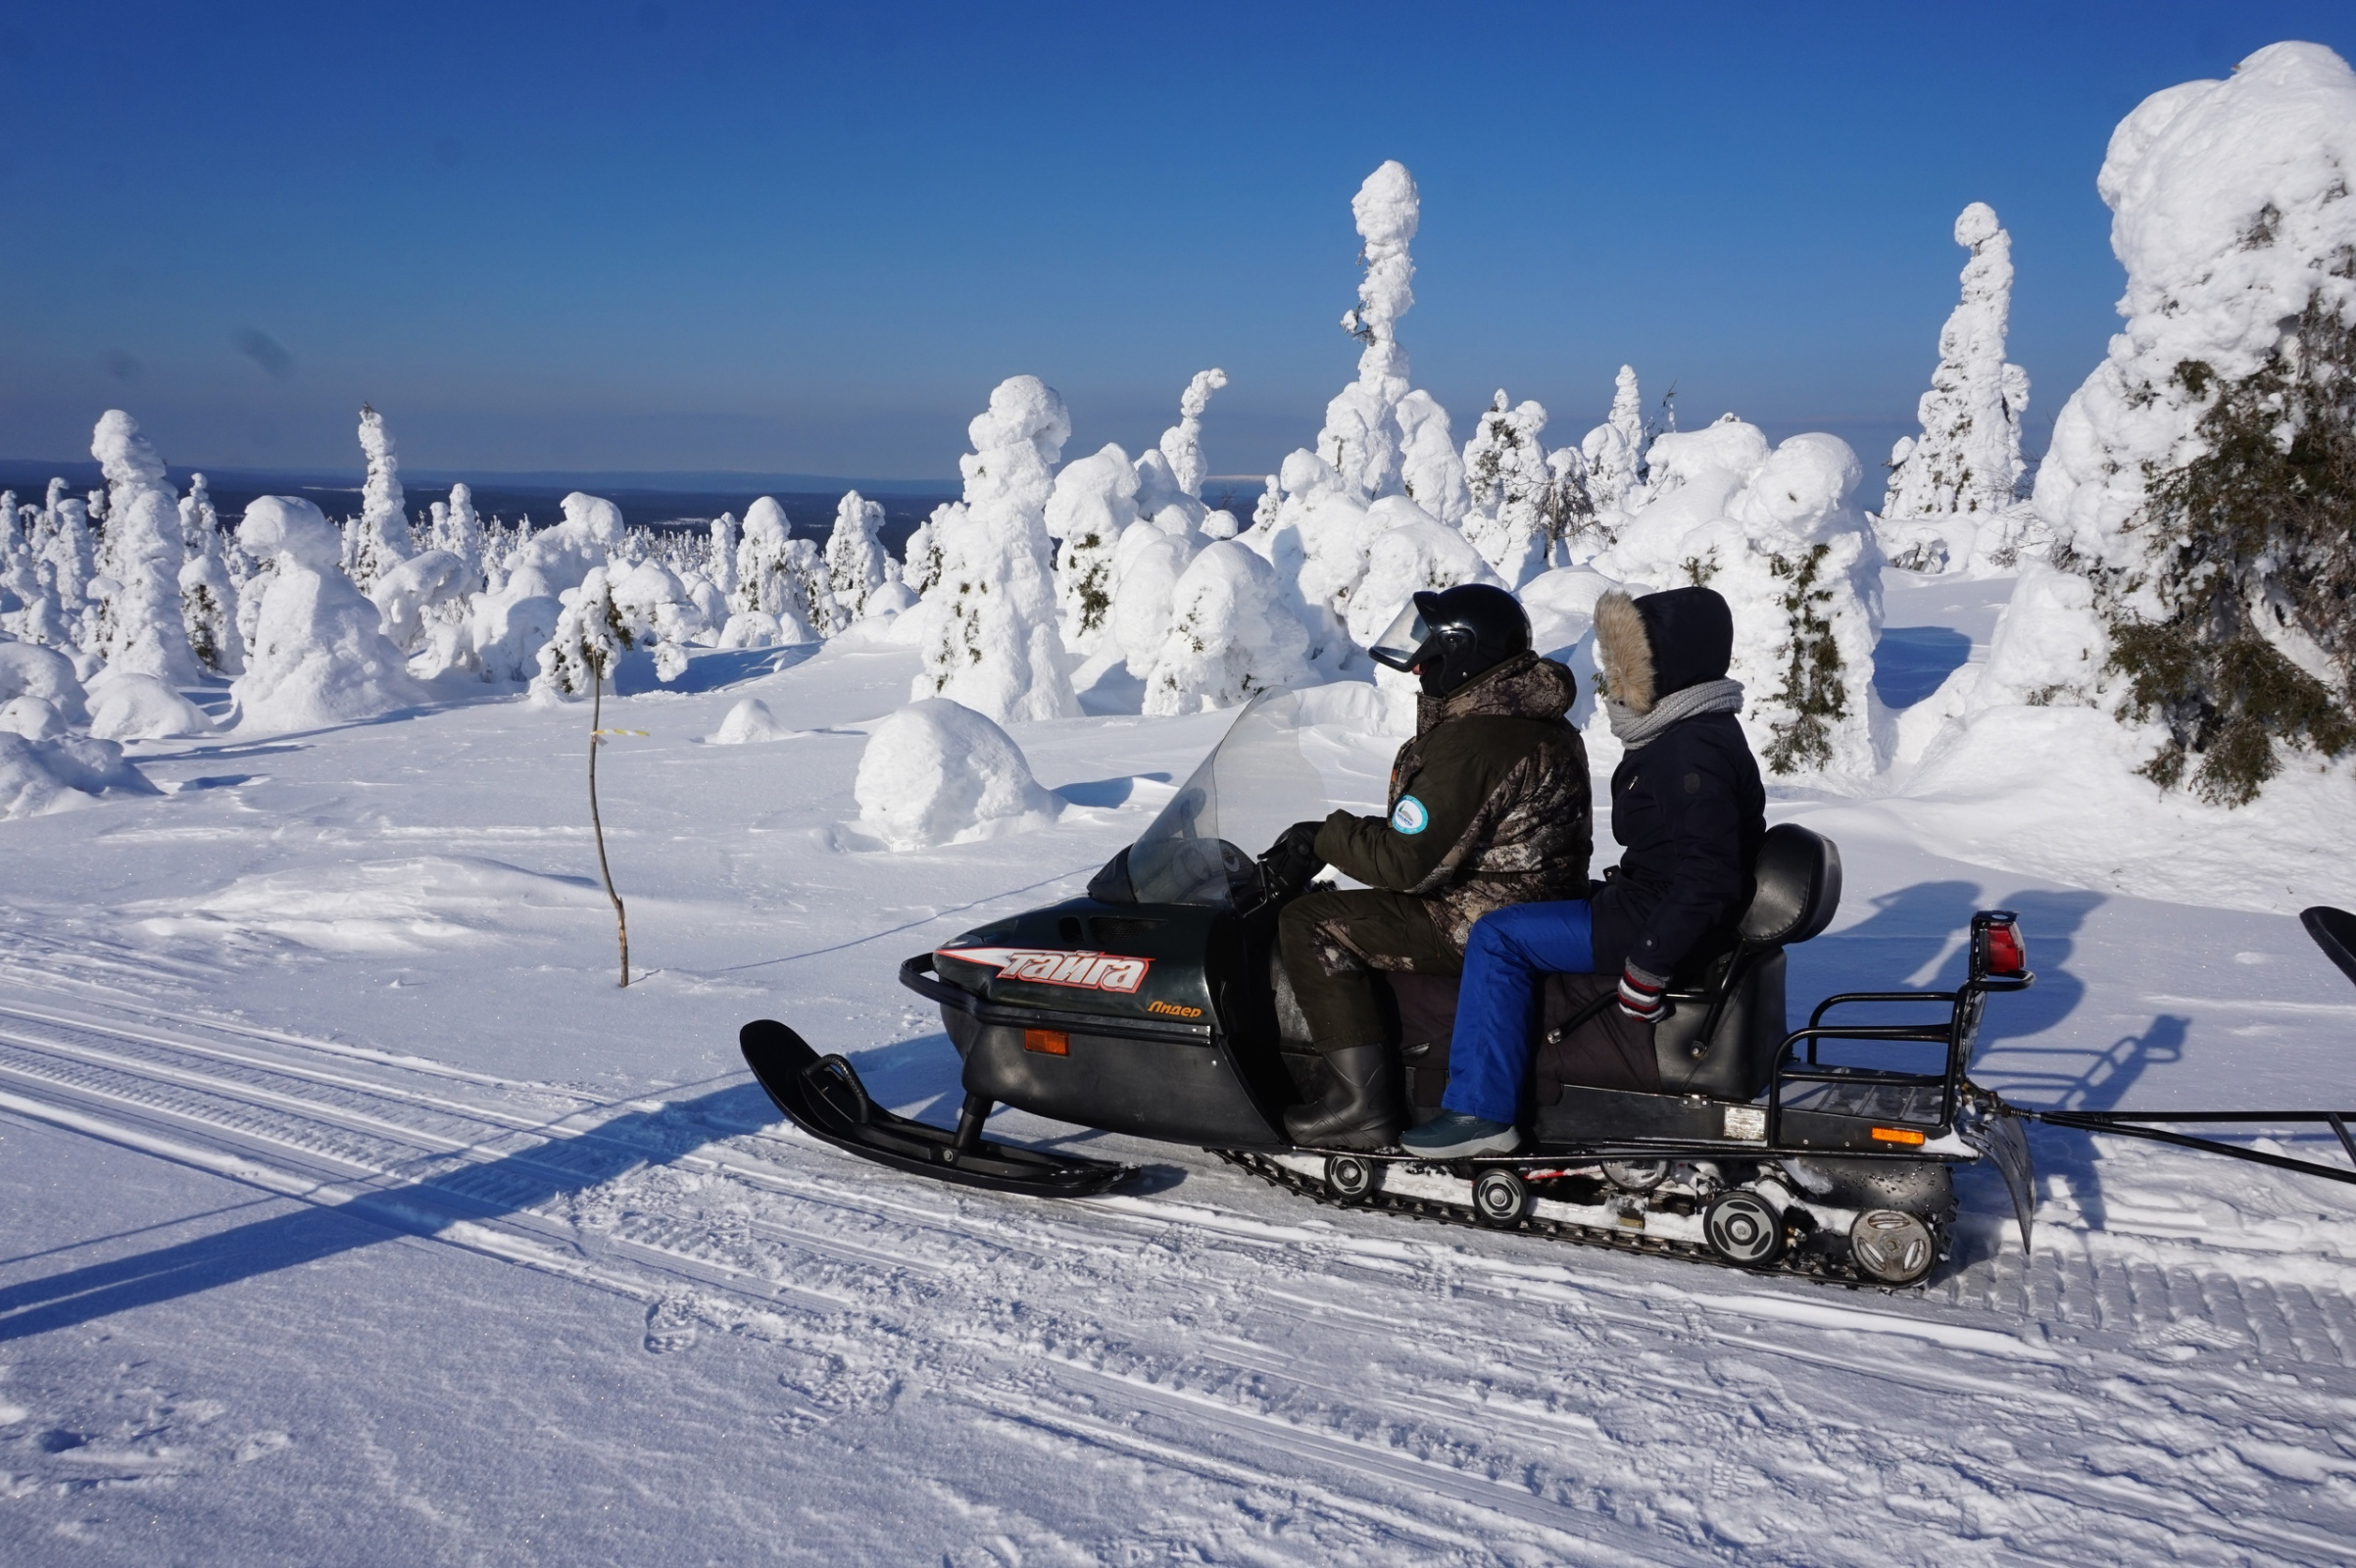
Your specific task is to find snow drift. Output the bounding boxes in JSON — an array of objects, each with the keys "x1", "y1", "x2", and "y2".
[{"x1": 853, "y1": 699, "x2": 1063, "y2": 851}]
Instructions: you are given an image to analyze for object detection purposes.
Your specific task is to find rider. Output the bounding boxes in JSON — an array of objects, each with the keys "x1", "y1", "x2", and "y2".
[
  {"x1": 1401, "y1": 584, "x2": 1767, "y2": 1158},
  {"x1": 1265, "y1": 583, "x2": 1591, "y2": 1151}
]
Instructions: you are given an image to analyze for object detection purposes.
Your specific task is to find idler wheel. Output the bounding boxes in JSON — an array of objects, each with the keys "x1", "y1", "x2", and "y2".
[
  {"x1": 1601, "y1": 1159, "x2": 1669, "y2": 1194},
  {"x1": 1471, "y1": 1168, "x2": 1529, "y2": 1228},
  {"x1": 1702, "y1": 1190, "x2": 1785, "y2": 1267},
  {"x1": 1849, "y1": 1208, "x2": 1938, "y2": 1286},
  {"x1": 1324, "y1": 1153, "x2": 1379, "y2": 1203}
]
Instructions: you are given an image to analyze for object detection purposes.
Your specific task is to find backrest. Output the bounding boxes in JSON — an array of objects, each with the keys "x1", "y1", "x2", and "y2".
[
  {"x1": 1654, "y1": 949, "x2": 1788, "y2": 1099},
  {"x1": 1737, "y1": 825, "x2": 1842, "y2": 947}
]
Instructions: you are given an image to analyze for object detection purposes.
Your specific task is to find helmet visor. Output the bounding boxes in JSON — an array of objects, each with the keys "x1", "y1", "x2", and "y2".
[{"x1": 1367, "y1": 600, "x2": 1431, "y2": 671}]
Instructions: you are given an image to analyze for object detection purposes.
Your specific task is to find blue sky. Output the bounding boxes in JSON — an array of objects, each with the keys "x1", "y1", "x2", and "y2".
[{"x1": 1, "y1": 1, "x2": 2350, "y2": 485}]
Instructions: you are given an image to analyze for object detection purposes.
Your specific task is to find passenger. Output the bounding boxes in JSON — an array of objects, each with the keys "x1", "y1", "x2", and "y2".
[
  {"x1": 1267, "y1": 584, "x2": 1591, "y2": 1151},
  {"x1": 1402, "y1": 584, "x2": 1767, "y2": 1157}
]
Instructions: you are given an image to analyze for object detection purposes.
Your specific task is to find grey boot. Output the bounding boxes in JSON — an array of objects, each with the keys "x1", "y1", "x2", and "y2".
[{"x1": 1283, "y1": 1043, "x2": 1401, "y2": 1151}]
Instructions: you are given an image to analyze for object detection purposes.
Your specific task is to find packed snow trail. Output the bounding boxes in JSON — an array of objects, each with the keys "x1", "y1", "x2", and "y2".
[{"x1": 5, "y1": 988, "x2": 2356, "y2": 1563}]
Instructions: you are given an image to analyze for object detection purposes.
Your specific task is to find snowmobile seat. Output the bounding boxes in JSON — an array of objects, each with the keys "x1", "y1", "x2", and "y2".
[{"x1": 1387, "y1": 824, "x2": 1843, "y2": 1113}]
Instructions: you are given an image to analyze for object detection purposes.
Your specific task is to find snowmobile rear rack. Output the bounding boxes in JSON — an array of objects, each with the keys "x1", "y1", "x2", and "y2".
[{"x1": 740, "y1": 1019, "x2": 1136, "y2": 1199}]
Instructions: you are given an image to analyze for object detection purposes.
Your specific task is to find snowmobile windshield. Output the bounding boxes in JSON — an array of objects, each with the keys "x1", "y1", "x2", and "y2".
[
  {"x1": 1366, "y1": 600, "x2": 1430, "y2": 672},
  {"x1": 1126, "y1": 689, "x2": 1332, "y2": 907}
]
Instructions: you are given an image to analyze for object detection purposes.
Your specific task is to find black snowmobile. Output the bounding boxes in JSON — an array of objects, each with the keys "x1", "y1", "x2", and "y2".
[{"x1": 743, "y1": 692, "x2": 2356, "y2": 1289}]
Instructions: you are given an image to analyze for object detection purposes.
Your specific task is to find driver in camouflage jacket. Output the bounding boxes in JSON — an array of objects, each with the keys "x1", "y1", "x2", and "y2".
[{"x1": 1269, "y1": 586, "x2": 1591, "y2": 1149}]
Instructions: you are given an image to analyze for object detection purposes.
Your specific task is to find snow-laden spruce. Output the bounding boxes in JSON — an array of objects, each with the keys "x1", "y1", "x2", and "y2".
[
  {"x1": 349, "y1": 405, "x2": 414, "y2": 593},
  {"x1": 89, "y1": 410, "x2": 203, "y2": 685},
  {"x1": 426, "y1": 491, "x2": 621, "y2": 684},
  {"x1": 823, "y1": 491, "x2": 895, "y2": 624},
  {"x1": 1140, "y1": 542, "x2": 1315, "y2": 714},
  {"x1": 1066, "y1": 369, "x2": 1244, "y2": 672},
  {"x1": 1246, "y1": 162, "x2": 1470, "y2": 655},
  {"x1": 911, "y1": 376, "x2": 1080, "y2": 724},
  {"x1": 1047, "y1": 444, "x2": 1140, "y2": 648},
  {"x1": 176, "y1": 473, "x2": 243, "y2": 676},
  {"x1": 231, "y1": 497, "x2": 427, "y2": 733},
  {"x1": 1578, "y1": 366, "x2": 1650, "y2": 527},
  {"x1": 534, "y1": 565, "x2": 632, "y2": 699},
  {"x1": 1879, "y1": 203, "x2": 2036, "y2": 574},
  {"x1": 1597, "y1": 417, "x2": 1885, "y2": 778},
  {"x1": 1461, "y1": 392, "x2": 1565, "y2": 585},
  {"x1": 853, "y1": 698, "x2": 1063, "y2": 851},
  {"x1": 1922, "y1": 41, "x2": 2356, "y2": 808},
  {"x1": 726, "y1": 498, "x2": 833, "y2": 646}
]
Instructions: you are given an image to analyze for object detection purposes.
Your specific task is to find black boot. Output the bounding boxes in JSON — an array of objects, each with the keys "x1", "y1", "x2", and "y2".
[{"x1": 1283, "y1": 1043, "x2": 1400, "y2": 1151}]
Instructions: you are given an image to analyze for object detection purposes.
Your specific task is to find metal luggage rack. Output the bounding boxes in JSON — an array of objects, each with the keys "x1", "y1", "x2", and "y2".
[{"x1": 1766, "y1": 909, "x2": 2035, "y2": 1146}]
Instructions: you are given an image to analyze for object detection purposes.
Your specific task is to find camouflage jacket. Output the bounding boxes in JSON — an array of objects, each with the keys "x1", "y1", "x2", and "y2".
[{"x1": 1314, "y1": 653, "x2": 1593, "y2": 950}]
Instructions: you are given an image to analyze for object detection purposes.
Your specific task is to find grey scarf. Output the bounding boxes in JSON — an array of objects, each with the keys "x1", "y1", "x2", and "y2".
[{"x1": 1606, "y1": 677, "x2": 1744, "y2": 751}]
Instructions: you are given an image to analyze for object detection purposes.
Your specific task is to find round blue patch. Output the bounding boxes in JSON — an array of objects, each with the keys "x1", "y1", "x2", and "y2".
[{"x1": 1390, "y1": 795, "x2": 1429, "y2": 835}]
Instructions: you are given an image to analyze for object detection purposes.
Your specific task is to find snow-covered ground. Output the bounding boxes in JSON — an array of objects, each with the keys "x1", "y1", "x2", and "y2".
[{"x1": 3, "y1": 566, "x2": 2355, "y2": 1565}]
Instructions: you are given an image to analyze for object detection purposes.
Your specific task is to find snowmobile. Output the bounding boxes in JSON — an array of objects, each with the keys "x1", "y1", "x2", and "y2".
[{"x1": 742, "y1": 692, "x2": 2356, "y2": 1289}]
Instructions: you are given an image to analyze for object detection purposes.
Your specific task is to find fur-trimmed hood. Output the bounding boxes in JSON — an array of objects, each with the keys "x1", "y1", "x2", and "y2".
[{"x1": 1594, "y1": 586, "x2": 1734, "y2": 714}]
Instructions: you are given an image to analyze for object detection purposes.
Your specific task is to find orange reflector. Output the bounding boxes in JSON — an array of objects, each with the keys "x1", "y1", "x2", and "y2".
[
  {"x1": 1022, "y1": 1029, "x2": 1069, "y2": 1056},
  {"x1": 1870, "y1": 1126, "x2": 1927, "y2": 1146}
]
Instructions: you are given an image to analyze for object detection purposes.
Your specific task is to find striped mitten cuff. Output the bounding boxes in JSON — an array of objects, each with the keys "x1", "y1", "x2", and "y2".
[{"x1": 1617, "y1": 963, "x2": 1668, "y2": 1023}]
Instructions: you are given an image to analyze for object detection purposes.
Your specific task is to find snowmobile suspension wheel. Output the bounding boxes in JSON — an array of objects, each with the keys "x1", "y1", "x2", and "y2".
[
  {"x1": 1702, "y1": 1190, "x2": 1784, "y2": 1267},
  {"x1": 1601, "y1": 1159, "x2": 1669, "y2": 1194},
  {"x1": 1471, "y1": 1168, "x2": 1529, "y2": 1228},
  {"x1": 1324, "y1": 1154, "x2": 1379, "y2": 1203},
  {"x1": 1847, "y1": 1208, "x2": 1937, "y2": 1286}
]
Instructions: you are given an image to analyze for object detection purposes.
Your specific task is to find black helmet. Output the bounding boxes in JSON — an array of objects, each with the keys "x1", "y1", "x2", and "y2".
[{"x1": 1368, "y1": 582, "x2": 1531, "y2": 697}]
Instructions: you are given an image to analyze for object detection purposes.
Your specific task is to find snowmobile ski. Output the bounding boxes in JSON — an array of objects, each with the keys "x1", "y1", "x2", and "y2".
[{"x1": 739, "y1": 1019, "x2": 1136, "y2": 1199}]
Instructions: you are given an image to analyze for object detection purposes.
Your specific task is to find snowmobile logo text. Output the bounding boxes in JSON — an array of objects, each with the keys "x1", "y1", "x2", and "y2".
[{"x1": 940, "y1": 947, "x2": 1153, "y2": 994}]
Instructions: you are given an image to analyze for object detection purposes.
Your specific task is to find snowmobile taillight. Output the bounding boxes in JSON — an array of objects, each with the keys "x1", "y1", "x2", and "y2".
[
  {"x1": 1974, "y1": 912, "x2": 2027, "y2": 979},
  {"x1": 1023, "y1": 1029, "x2": 1069, "y2": 1056},
  {"x1": 1870, "y1": 1126, "x2": 1927, "y2": 1147}
]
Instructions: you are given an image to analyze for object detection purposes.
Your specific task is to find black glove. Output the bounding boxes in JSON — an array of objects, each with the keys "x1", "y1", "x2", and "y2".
[{"x1": 1262, "y1": 819, "x2": 1327, "y2": 894}]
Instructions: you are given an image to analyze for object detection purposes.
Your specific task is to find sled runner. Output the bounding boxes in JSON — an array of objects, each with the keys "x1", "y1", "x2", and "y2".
[{"x1": 742, "y1": 692, "x2": 2356, "y2": 1288}]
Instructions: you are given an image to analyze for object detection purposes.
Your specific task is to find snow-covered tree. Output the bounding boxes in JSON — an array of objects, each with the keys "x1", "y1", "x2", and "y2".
[
  {"x1": 1597, "y1": 418, "x2": 1886, "y2": 779},
  {"x1": 706, "y1": 512, "x2": 739, "y2": 601},
  {"x1": 1880, "y1": 203, "x2": 2033, "y2": 574},
  {"x1": 1142, "y1": 542, "x2": 1315, "y2": 714},
  {"x1": 1461, "y1": 391, "x2": 1557, "y2": 585},
  {"x1": 1159, "y1": 368, "x2": 1227, "y2": 503},
  {"x1": 176, "y1": 478, "x2": 243, "y2": 677},
  {"x1": 533, "y1": 564, "x2": 631, "y2": 699},
  {"x1": 2019, "y1": 42, "x2": 2356, "y2": 805},
  {"x1": 912, "y1": 375, "x2": 1080, "y2": 723},
  {"x1": 607, "y1": 558, "x2": 704, "y2": 681},
  {"x1": 1046, "y1": 444, "x2": 1140, "y2": 646},
  {"x1": 1309, "y1": 162, "x2": 1469, "y2": 524},
  {"x1": 438, "y1": 481, "x2": 486, "y2": 590},
  {"x1": 231, "y1": 496, "x2": 426, "y2": 732},
  {"x1": 823, "y1": 490, "x2": 892, "y2": 623},
  {"x1": 1577, "y1": 366, "x2": 1649, "y2": 522},
  {"x1": 89, "y1": 410, "x2": 202, "y2": 684},
  {"x1": 349, "y1": 404, "x2": 414, "y2": 592},
  {"x1": 729, "y1": 497, "x2": 833, "y2": 643}
]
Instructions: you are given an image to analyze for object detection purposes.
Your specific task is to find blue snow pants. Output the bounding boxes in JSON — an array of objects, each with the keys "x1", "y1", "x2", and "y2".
[{"x1": 1441, "y1": 900, "x2": 1596, "y2": 1124}]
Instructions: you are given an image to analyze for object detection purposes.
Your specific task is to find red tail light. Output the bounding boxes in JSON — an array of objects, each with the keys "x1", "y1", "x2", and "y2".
[{"x1": 1978, "y1": 914, "x2": 2027, "y2": 977}]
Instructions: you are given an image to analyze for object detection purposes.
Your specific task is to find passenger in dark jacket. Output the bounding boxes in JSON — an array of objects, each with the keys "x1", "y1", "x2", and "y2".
[{"x1": 1400, "y1": 584, "x2": 1767, "y2": 1157}]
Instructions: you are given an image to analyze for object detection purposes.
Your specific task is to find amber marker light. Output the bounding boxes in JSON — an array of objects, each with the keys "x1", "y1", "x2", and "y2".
[
  {"x1": 1870, "y1": 1126, "x2": 1928, "y2": 1146},
  {"x1": 1023, "y1": 1029, "x2": 1070, "y2": 1055}
]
